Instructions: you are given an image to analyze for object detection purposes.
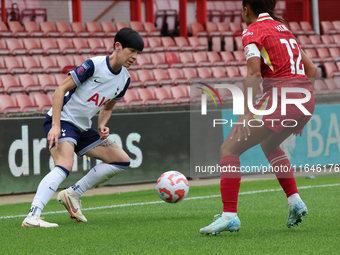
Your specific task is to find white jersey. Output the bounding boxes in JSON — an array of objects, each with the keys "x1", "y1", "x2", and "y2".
[{"x1": 47, "y1": 56, "x2": 130, "y2": 131}]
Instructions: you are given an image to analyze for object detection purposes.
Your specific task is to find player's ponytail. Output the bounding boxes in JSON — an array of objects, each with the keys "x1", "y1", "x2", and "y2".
[{"x1": 242, "y1": 0, "x2": 287, "y2": 25}]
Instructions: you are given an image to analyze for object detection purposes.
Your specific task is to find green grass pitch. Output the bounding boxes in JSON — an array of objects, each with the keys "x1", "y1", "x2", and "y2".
[{"x1": 1, "y1": 177, "x2": 339, "y2": 255}]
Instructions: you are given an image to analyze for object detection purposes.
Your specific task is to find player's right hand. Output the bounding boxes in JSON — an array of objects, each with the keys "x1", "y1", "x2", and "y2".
[{"x1": 47, "y1": 126, "x2": 61, "y2": 149}]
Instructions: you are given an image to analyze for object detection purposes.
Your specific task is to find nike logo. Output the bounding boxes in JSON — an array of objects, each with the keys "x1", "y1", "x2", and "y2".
[
  {"x1": 68, "y1": 197, "x2": 78, "y2": 213},
  {"x1": 94, "y1": 79, "x2": 101, "y2": 83}
]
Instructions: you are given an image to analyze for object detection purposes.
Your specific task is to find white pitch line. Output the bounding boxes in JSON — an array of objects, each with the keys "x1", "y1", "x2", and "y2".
[{"x1": 1, "y1": 183, "x2": 340, "y2": 220}]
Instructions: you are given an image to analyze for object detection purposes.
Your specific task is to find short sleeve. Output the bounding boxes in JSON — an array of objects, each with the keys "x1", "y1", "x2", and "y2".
[
  {"x1": 68, "y1": 59, "x2": 95, "y2": 86},
  {"x1": 242, "y1": 25, "x2": 263, "y2": 51}
]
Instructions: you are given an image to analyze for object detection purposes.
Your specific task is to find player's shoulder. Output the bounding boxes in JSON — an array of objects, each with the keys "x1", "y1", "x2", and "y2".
[{"x1": 121, "y1": 66, "x2": 131, "y2": 78}]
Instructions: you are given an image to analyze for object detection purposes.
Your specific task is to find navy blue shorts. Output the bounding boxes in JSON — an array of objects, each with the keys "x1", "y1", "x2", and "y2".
[{"x1": 44, "y1": 116, "x2": 104, "y2": 156}]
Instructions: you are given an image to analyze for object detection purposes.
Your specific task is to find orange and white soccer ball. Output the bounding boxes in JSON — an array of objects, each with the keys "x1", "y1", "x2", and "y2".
[{"x1": 156, "y1": 171, "x2": 189, "y2": 203}]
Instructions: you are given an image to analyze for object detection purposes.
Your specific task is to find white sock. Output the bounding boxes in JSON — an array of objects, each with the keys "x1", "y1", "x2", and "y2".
[
  {"x1": 288, "y1": 193, "x2": 301, "y2": 205},
  {"x1": 71, "y1": 162, "x2": 129, "y2": 196},
  {"x1": 28, "y1": 165, "x2": 68, "y2": 216},
  {"x1": 222, "y1": 212, "x2": 237, "y2": 218}
]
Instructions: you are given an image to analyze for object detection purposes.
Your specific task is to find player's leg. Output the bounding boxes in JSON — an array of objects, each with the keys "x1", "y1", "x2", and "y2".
[
  {"x1": 200, "y1": 113, "x2": 275, "y2": 235},
  {"x1": 22, "y1": 141, "x2": 75, "y2": 227}
]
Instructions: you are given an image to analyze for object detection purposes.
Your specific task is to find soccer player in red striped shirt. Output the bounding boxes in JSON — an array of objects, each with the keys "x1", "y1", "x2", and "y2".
[{"x1": 200, "y1": 0, "x2": 317, "y2": 235}]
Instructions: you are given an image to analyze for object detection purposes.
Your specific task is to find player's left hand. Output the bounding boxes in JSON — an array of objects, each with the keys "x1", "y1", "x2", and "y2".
[
  {"x1": 229, "y1": 114, "x2": 251, "y2": 142},
  {"x1": 98, "y1": 124, "x2": 110, "y2": 140}
]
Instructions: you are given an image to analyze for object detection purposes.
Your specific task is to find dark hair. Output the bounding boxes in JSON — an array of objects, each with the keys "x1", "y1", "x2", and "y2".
[
  {"x1": 114, "y1": 27, "x2": 144, "y2": 52},
  {"x1": 242, "y1": 0, "x2": 287, "y2": 25}
]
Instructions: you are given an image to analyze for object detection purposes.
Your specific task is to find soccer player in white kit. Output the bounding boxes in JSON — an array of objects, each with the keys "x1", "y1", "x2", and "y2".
[{"x1": 22, "y1": 28, "x2": 144, "y2": 227}]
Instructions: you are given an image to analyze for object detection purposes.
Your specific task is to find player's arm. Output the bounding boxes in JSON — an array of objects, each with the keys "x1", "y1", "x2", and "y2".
[
  {"x1": 97, "y1": 99, "x2": 117, "y2": 140},
  {"x1": 48, "y1": 75, "x2": 77, "y2": 149},
  {"x1": 301, "y1": 49, "x2": 317, "y2": 84}
]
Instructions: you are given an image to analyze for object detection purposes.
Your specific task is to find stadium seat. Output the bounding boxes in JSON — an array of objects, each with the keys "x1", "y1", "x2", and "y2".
[
  {"x1": 211, "y1": 66, "x2": 229, "y2": 83},
  {"x1": 38, "y1": 56, "x2": 60, "y2": 73},
  {"x1": 17, "y1": 74, "x2": 41, "y2": 92},
  {"x1": 0, "y1": 57, "x2": 6, "y2": 74},
  {"x1": 0, "y1": 94, "x2": 20, "y2": 113},
  {"x1": 205, "y1": 21, "x2": 222, "y2": 38},
  {"x1": 0, "y1": 40, "x2": 9, "y2": 55},
  {"x1": 137, "y1": 88, "x2": 159, "y2": 105},
  {"x1": 36, "y1": 73, "x2": 58, "y2": 92},
  {"x1": 332, "y1": 34, "x2": 340, "y2": 47},
  {"x1": 141, "y1": 37, "x2": 151, "y2": 53},
  {"x1": 182, "y1": 67, "x2": 201, "y2": 84},
  {"x1": 124, "y1": 88, "x2": 143, "y2": 106},
  {"x1": 225, "y1": 66, "x2": 244, "y2": 81},
  {"x1": 152, "y1": 87, "x2": 175, "y2": 104},
  {"x1": 220, "y1": 51, "x2": 238, "y2": 66},
  {"x1": 55, "y1": 22, "x2": 75, "y2": 37},
  {"x1": 22, "y1": 38, "x2": 43, "y2": 55},
  {"x1": 102, "y1": 38, "x2": 114, "y2": 53},
  {"x1": 190, "y1": 22, "x2": 208, "y2": 37},
  {"x1": 229, "y1": 22, "x2": 243, "y2": 36},
  {"x1": 39, "y1": 21, "x2": 60, "y2": 37},
  {"x1": 23, "y1": 21, "x2": 43, "y2": 37},
  {"x1": 324, "y1": 78, "x2": 340, "y2": 93},
  {"x1": 39, "y1": 38, "x2": 60, "y2": 55},
  {"x1": 87, "y1": 38, "x2": 106, "y2": 54},
  {"x1": 128, "y1": 70, "x2": 141, "y2": 88},
  {"x1": 20, "y1": 8, "x2": 35, "y2": 23},
  {"x1": 152, "y1": 69, "x2": 172, "y2": 85},
  {"x1": 206, "y1": 1, "x2": 221, "y2": 23},
  {"x1": 115, "y1": 22, "x2": 128, "y2": 31},
  {"x1": 136, "y1": 69, "x2": 158, "y2": 87},
  {"x1": 7, "y1": 21, "x2": 27, "y2": 37},
  {"x1": 100, "y1": 22, "x2": 117, "y2": 37},
  {"x1": 304, "y1": 48, "x2": 321, "y2": 64},
  {"x1": 143, "y1": 22, "x2": 161, "y2": 36},
  {"x1": 1, "y1": 74, "x2": 23, "y2": 94},
  {"x1": 233, "y1": 50, "x2": 247, "y2": 65},
  {"x1": 332, "y1": 21, "x2": 340, "y2": 34},
  {"x1": 179, "y1": 52, "x2": 197, "y2": 67},
  {"x1": 29, "y1": 92, "x2": 52, "y2": 111},
  {"x1": 238, "y1": 65, "x2": 248, "y2": 78},
  {"x1": 309, "y1": 35, "x2": 325, "y2": 48},
  {"x1": 187, "y1": 36, "x2": 208, "y2": 51},
  {"x1": 0, "y1": 21, "x2": 12, "y2": 37},
  {"x1": 333, "y1": 77, "x2": 340, "y2": 89},
  {"x1": 21, "y1": 56, "x2": 43, "y2": 74},
  {"x1": 164, "y1": 52, "x2": 182, "y2": 68},
  {"x1": 216, "y1": 86, "x2": 232, "y2": 101},
  {"x1": 4, "y1": 56, "x2": 25, "y2": 74},
  {"x1": 321, "y1": 35, "x2": 337, "y2": 48},
  {"x1": 323, "y1": 62, "x2": 340, "y2": 78},
  {"x1": 192, "y1": 51, "x2": 211, "y2": 67},
  {"x1": 299, "y1": 21, "x2": 316, "y2": 35},
  {"x1": 147, "y1": 37, "x2": 164, "y2": 52},
  {"x1": 223, "y1": 36, "x2": 235, "y2": 52},
  {"x1": 329, "y1": 48, "x2": 340, "y2": 62},
  {"x1": 72, "y1": 55, "x2": 87, "y2": 66},
  {"x1": 56, "y1": 38, "x2": 77, "y2": 54},
  {"x1": 4, "y1": 38, "x2": 26, "y2": 55},
  {"x1": 70, "y1": 22, "x2": 90, "y2": 37},
  {"x1": 216, "y1": 22, "x2": 233, "y2": 37},
  {"x1": 170, "y1": 85, "x2": 190, "y2": 103},
  {"x1": 288, "y1": 22, "x2": 304, "y2": 35},
  {"x1": 206, "y1": 51, "x2": 225, "y2": 66},
  {"x1": 72, "y1": 38, "x2": 91, "y2": 54},
  {"x1": 321, "y1": 21, "x2": 337, "y2": 35},
  {"x1": 129, "y1": 21, "x2": 147, "y2": 37},
  {"x1": 174, "y1": 36, "x2": 193, "y2": 51},
  {"x1": 188, "y1": 84, "x2": 202, "y2": 102},
  {"x1": 205, "y1": 21, "x2": 222, "y2": 52},
  {"x1": 234, "y1": 36, "x2": 243, "y2": 51},
  {"x1": 296, "y1": 35, "x2": 314, "y2": 49},
  {"x1": 160, "y1": 37, "x2": 179, "y2": 51},
  {"x1": 196, "y1": 67, "x2": 216, "y2": 84},
  {"x1": 150, "y1": 53, "x2": 168, "y2": 69},
  {"x1": 314, "y1": 79, "x2": 330, "y2": 94},
  {"x1": 167, "y1": 68, "x2": 188, "y2": 85},
  {"x1": 136, "y1": 53, "x2": 154, "y2": 69},
  {"x1": 53, "y1": 73, "x2": 68, "y2": 85},
  {"x1": 85, "y1": 22, "x2": 105, "y2": 37},
  {"x1": 316, "y1": 48, "x2": 333, "y2": 62},
  {"x1": 12, "y1": 93, "x2": 38, "y2": 112},
  {"x1": 55, "y1": 55, "x2": 77, "y2": 73}
]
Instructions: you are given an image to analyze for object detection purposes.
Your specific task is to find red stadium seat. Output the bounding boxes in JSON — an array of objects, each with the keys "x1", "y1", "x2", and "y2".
[
  {"x1": 55, "y1": 22, "x2": 75, "y2": 37},
  {"x1": 196, "y1": 67, "x2": 216, "y2": 84},
  {"x1": 182, "y1": 67, "x2": 201, "y2": 84},
  {"x1": 0, "y1": 21, "x2": 12, "y2": 37},
  {"x1": 178, "y1": 52, "x2": 197, "y2": 67},
  {"x1": 100, "y1": 22, "x2": 117, "y2": 37},
  {"x1": 40, "y1": 38, "x2": 60, "y2": 55},
  {"x1": 22, "y1": 38, "x2": 43, "y2": 55},
  {"x1": 288, "y1": 22, "x2": 304, "y2": 35},
  {"x1": 115, "y1": 22, "x2": 128, "y2": 31},
  {"x1": 316, "y1": 48, "x2": 333, "y2": 62},
  {"x1": 225, "y1": 66, "x2": 244, "y2": 81},
  {"x1": 187, "y1": 36, "x2": 208, "y2": 51},
  {"x1": 1, "y1": 74, "x2": 23, "y2": 93},
  {"x1": 124, "y1": 88, "x2": 143, "y2": 106},
  {"x1": 150, "y1": 53, "x2": 168, "y2": 69},
  {"x1": 323, "y1": 62, "x2": 340, "y2": 78},
  {"x1": 164, "y1": 52, "x2": 182, "y2": 68},
  {"x1": 190, "y1": 22, "x2": 208, "y2": 37},
  {"x1": 229, "y1": 22, "x2": 243, "y2": 36},
  {"x1": 36, "y1": 73, "x2": 58, "y2": 92},
  {"x1": 30, "y1": 92, "x2": 52, "y2": 111},
  {"x1": 233, "y1": 50, "x2": 247, "y2": 65},
  {"x1": 137, "y1": 88, "x2": 159, "y2": 105},
  {"x1": 129, "y1": 21, "x2": 147, "y2": 37},
  {"x1": 170, "y1": 85, "x2": 190, "y2": 103},
  {"x1": 192, "y1": 51, "x2": 211, "y2": 67},
  {"x1": 174, "y1": 36, "x2": 193, "y2": 52},
  {"x1": 206, "y1": 51, "x2": 225, "y2": 66},
  {"x1": 0, "y1": 40, "x2": 9, "y2": 55},
  {"x1": 128, "y1": 70, "x2": 141, "y2": 88},
  {"x1": 321, "y1": 35, "x2": 337, "y2": 48},
  {"x1": 304, "y1": 48, "x2": 321, "y2": 64},
  {"x1": 147, "y1": 37, "x2": 164, "y2": 52},
  {"x1": 39, "y1": 21, "x2": 60, "y2": 37},
  {"x1": 38, "y1": 56, "x2": 60, "y2": 73},
  {"x1": 153, "y1": 87, "x2": 175, "y2": 104},
  {"x1": 85, "y1": 22, "x2": 105, "y2": 37},
  {"x1": 72, "y1": 55, "x2": 87, "y2": 66},
  {"x1": 220, "y1": 51, "x2": 238, "y2": 66},
  {"x1": 314, "y1": 79, "x2": 331, "y2": 94},
  {"x1": 53, "y1": 73, "x2": 68, "y2": 85},
  {"x1": 102, "y1": 38, "x2": 114, "y2": 53},
  {"x1": 4, "y1": 38, "x2": 26, "y2": 55},
  {"x1": 324, "y1": 78, "x2": 340, "y2": 93},
  {"x1": 234, "y1": 36, "x2": 243, "y2": 51},
  {"x1": 17, "y1": 74, "x2": 41, "y2": 92},
  {"x1": 21, "y1": 56, "x2": 43, "y2": 74},
  {"x1": 87, "y1": 38, "x2": 106, "y2": 54},
  {"x1": 12, "y1": 93, "x2": 38, "y2": 112},
  {"x1": 309, "y1": 35, "x2": 325, "y2": 48},
  {"x1": 0, "y1": 94, "x2": 20, "y2": 113},
  {"x1": 167, "y1": 68, "x2": 188, "y2": 85},
  {"x1": 160, "y1": 37, "x2": 179, "y2": 51},
  {"x1": 56, "y1": 38, "x2": 77, "y2": 54},
  {"x1": 136, "y1": 69, "x2": 157, "y2": 87},
  {"x1": 8, "y1": 21, "x2": 27, "y2": 37},
  {"x1": 152, "y1": 69, "x2": 172, "y2": 85},
  {"x1": 332, "y1": 34, "x2": 340, "y2": 47},
  {"x1": 70, "y1": 22, "x2": 90, "y2": 37},
  {"x1": 320, "y1": 21, "x2": 337, "y2": 35},
  {"x1": 136, "y1": 53, "x2": 154, "y2": 69},
  {"x1": 299, "y1": 21, "x2": 316, "y2": 35},
  {"x1": 296, "y1": 35, "x2": 314, "y2": 49},
  {"x1": 143, "y1": 22, "x2": 161, "y2": 36},
  {"x1": 4, "y1": 56, "x2": 25, "y2": 74},
  {"x1": 188, "y1": 84, "x2": 202, "y2": 102},
  {"x1": 55, "y1": 55, "x2": 77, "y2": 73},
  {"x1": 72, "y1": 38, "x2": 91, "y2": 54},
  {"x1": 23, "y1": 21, "x2": 43, "y2": 37},
  {"x1": 216, "y1": 22, "x2": 233, "y2": 37},
  {"x1": 238, "y1": 65, "x2": 248, "y2": 78},
  {"x1": 223, "y1": 36, "x2": 235, "y2": 52},
  {"x1": 211, "y1": 66, "x2": 229, "y2": 83}
]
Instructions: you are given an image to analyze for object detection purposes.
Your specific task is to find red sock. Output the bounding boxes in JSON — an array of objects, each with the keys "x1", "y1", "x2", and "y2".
[
  {"x1": 220, "y1": 156, "x2": 241, "y2": 213},
  {"x1": 266, "y1": 147, "x2": 298, "y2": 198}
]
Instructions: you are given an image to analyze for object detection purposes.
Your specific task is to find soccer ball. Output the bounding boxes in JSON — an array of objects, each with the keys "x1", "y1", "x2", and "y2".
[{"x1": 156, "y1": 171, "x2": 189, "y2": 203}]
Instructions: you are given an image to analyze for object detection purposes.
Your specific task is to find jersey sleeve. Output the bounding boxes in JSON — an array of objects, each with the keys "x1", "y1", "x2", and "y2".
[
  {"x1": 242, "y1": 25, "x2": 264, "y2": 51},
  {"x1": 69, "y1": 59, "x2": 95, "y2": 86},
  {"x1": 114, "y1": 77, "x2": 130, "y2": 101}
]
